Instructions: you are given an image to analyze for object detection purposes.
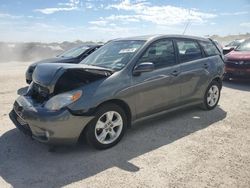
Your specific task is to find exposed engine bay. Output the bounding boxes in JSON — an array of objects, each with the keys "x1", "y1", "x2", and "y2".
[{"x1": 25, "y1": 63, "x2": 113, "y2": 103}]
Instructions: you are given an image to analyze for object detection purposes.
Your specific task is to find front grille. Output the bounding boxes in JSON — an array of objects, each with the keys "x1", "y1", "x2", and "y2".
[
  {"x1": 32, "y1": 83, "x2": 49, "y2": 98},
  {"x1": 225, "y1": 60, "x2": 250, "y2": 69},
  {"x1": 29, "y1": 83, "x2": 50, "y2": 103}
]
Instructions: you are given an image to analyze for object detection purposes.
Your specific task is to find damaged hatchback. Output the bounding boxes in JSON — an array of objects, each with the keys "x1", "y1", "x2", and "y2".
[{"x1": 9, "y1": 35, "x2": 224, "y2": 149}]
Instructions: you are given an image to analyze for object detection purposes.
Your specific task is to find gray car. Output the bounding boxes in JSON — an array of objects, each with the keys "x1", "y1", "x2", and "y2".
[{"x1": 9, "y1": 35, "x2": 224, "y2": 149}]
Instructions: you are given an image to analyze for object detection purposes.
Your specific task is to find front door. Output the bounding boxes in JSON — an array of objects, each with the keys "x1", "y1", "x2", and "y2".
[{"x1": 132, "y1": 39, "x2": 181, "y2": 119}]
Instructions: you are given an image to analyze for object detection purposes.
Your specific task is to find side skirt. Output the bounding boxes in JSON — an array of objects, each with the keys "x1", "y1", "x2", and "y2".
[{"x1": 132, "y1": 101, "x2": 202, "y2": 125}]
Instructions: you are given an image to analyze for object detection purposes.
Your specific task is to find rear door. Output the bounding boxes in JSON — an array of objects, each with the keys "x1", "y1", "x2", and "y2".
[
  {"x1": 175, "y1": 39, "x2": 210, "y2": 104},
  {"x1": 132, "y1": 39, "x2": 181, "y2": 118}
]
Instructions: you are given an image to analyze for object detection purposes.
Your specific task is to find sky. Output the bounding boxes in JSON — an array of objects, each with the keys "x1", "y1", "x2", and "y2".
[{"x1": 0, "y1": 0, "x2": 250, "y2": 42}]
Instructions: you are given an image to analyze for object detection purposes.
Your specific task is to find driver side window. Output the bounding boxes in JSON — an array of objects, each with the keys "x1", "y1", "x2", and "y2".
[{"x1": 138, "y1": 39, "x2": 176, "y2": 69}]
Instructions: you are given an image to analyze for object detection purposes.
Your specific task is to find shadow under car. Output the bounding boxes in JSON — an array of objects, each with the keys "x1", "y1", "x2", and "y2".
[{"x1": 0, "y1": 106, "x2": 227, "y2": 188}]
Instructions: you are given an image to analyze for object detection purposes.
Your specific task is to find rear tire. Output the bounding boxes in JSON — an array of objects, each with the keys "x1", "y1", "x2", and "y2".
[
  {"x1": 201, "y1": 81, "x2": 221, "y2": 110},
  {"x1": 85, "y1": 103, "x2": 127, "y2": 150}
]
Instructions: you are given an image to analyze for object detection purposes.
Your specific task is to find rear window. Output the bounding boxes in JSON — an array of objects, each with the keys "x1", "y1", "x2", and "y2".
[
  {"x1": 176, "y1": 40, "x2": 203, "y2": 63},
  {"x1": 199, "y1": 41, "x2": 221, "y2": 56}
]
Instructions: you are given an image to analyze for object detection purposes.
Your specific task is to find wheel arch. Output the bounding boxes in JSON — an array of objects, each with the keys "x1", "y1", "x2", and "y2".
[
  {"x1": 212, "y1": 77, "x2": 222, "y2": 89},
  {"x1": 96, "y1": 99, "x2": 132, "y2": 127},
  {"x1": 78, "y1": 99, "x2": 132, "y2": 143}
]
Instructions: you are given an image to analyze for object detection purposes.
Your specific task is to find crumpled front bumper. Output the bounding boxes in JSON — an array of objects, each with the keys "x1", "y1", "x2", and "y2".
[{"x1": 9, "y1": 95, "x2": 94, "y2": 145}]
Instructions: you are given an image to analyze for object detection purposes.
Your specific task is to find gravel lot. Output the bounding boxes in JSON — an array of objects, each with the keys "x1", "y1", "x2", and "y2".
[{"x1": 0, "y1": 62, "x2": 250, "y2": 188}]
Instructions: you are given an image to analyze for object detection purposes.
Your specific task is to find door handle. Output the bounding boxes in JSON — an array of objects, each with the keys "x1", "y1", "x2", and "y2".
[
  {"x1": 203, "y1": 63, "x2": 209, "y2": 69},
  {"x1": 171, "y1": 70, "x2": 180, "y2": 76}
]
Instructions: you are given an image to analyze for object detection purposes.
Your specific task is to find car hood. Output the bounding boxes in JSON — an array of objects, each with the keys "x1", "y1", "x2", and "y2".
[
  {"x1": 226, "y1": 50, "x2": 250, "y2": 61},
  {"x1": 32, "y1": 63, "x2": 113, "y2": 94},
  {"x1": 30, "y1": 57, "x2": 77, "y2": 67}
]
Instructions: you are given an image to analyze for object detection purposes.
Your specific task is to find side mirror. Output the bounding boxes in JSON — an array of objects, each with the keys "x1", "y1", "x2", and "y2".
[{"x1": 133, "y1": 62, "x2": 155, "y2": 76}]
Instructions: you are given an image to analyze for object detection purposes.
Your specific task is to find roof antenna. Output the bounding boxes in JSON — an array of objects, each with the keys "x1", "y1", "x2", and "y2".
[{"x1": 182, "y1": 10, "x2": 192, "y2": 35}]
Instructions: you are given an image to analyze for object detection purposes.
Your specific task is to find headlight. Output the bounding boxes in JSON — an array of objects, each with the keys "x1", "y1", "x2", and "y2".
[{"x1": 44, "y1": 90, "x2": 82, "y2": 111}]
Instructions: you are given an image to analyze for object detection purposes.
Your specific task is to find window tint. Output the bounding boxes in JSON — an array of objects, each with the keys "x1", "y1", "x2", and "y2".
[
  {"x1": 138, "y1": 40, "x2": 176, "y2": 69},
  {"x1": 176, "y1": 40, "x2": 203, "y2": 63},
  {"x1": 199, "y1": 41, "x2": 221, "y2": 56}
]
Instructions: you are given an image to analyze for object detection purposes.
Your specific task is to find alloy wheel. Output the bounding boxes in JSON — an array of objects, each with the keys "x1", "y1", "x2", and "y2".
[
  {"x1": 94, "y1": 111, "x2": 123, "y2": 144},
  {"x1": 207, "y1": 85, "x2": 219, "y2": 107}
]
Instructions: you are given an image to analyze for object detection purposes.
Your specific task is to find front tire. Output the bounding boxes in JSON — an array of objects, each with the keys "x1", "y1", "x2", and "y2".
[
  {"x1": 85, "y1": 103, "x2": 127, "y2": 150},
  {"x1": 202, "y1": 81, "x2": 221, "y2": 110}
]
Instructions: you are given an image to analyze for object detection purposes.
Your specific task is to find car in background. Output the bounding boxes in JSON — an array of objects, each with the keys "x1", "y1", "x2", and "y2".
[
  {"x1": 10, "y1": 35, "x2": 224, "y2": 150},
  {"x1": 223, "y1": 39, "x2": 245, "y2": 55},
  {"x1": 25, "y1": 44, "x2": 102, "y2": 84},
  {"x1": 224, "y1": 39, "x2": 250, "y2": 80}
]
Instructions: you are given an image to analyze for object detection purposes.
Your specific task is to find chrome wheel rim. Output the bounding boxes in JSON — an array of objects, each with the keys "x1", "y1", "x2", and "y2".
[
  {"x1": 207, "y1": 85, "x2": 219, "y2": 107},
  {"x1": 95, "y1": 111, "x2": 123, "y2": 144}
]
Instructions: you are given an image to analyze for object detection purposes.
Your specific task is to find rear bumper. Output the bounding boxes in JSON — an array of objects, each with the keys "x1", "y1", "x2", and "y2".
[{"x1": 9, "y1": 96, "x2": 94, "y2": 145}]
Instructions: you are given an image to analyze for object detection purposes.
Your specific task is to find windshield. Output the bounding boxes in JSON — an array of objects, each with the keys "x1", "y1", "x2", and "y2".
[
  {"x1": 235, "y1": 40, "x2": 250, "y2": 51},
  {"x1": 59, "y1": 46, "x2": 90, "y2": 58},
  {"x1": 80, "y1": 40, "x2": 145, "y2": 71},
  {"x1": 227, "y1": 40, "x2": 242, "y2": 47}
]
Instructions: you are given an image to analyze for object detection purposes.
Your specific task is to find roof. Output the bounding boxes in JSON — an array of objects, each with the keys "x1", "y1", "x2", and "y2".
[
  {"x1": 113, "y1": 34, "x2": 210, "y2": 42},
  {"x1": 77, "y1": 44, "x2": 102, "y2": 48}
]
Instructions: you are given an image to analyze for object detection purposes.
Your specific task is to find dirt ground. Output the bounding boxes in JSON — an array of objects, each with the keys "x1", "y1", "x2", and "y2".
[{"x1": 0, "y1": 62, "x2": 250, "y2": 188}]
